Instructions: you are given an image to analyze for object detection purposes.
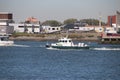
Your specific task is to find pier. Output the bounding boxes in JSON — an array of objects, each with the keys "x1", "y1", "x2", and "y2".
[{"x1": 101, "y1": 33, "x2": 120, "y2": 44}]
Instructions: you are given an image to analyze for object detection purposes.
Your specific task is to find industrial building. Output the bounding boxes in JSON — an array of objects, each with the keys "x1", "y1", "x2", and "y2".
[
  {"x1": 101, "y1": 11, "x2": 120, "y2": 44},
  {"x1": 10, "y1": 23, "x2": 61, "y2": 34},
  {"x1": 107, "y1": 11, "x2": 120, "y2": 32},
  {"x1": 0, "y1": 12, "x2": 14, "y2": 34}
]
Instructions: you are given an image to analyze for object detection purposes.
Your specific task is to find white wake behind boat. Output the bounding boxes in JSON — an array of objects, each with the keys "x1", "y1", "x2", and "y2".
[
  {"x1": 46, "y1": 37, "x2": 89, "y2": 49},
  {"x1": 0, "y1": 35, "x2": 14, "y2": 46}
]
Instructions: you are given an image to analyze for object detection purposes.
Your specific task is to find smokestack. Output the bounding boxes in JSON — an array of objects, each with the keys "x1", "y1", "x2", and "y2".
[{"x1": 116, "y1": 11, "x2": 120, "y2": 33}]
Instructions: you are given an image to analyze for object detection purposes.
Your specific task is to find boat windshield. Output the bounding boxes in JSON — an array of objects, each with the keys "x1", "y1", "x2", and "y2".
[
  {"x1": 0, "y1": 37, "x2": 8, "y2": 41},
  {"x1": 59, "y1": 40, "x2": 72, "y2": 43}
]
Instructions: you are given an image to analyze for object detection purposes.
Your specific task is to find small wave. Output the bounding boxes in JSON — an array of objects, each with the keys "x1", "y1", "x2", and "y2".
[
  {"x1": 13, "y1": 44, "x2": 46, "y2": 48},
  {"x1": 39, "y1": 45, "x2": 46, "y2": 48},
  {"x1": 13, "y1": 44, "x2": 30, "y2": 47},
  {"x1": 46, "y1": 47, "x2": 59, "y2": 50},
  {"x1": 92, "y1": 47, "x2": 120, "y2": 51},
  {"x1": 46, "y1": 47, "x2": 70, "y2": 51}
]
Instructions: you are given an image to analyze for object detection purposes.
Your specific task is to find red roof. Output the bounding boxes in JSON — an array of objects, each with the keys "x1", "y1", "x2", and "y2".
[{"x1": 26, "y1": 17, "x2": 38, "y2": 23}]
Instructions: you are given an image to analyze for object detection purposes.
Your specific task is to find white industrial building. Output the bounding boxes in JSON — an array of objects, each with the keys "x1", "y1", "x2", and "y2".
[
  {"x1": 0, "y1": 22, "x2": 14, "y2": 34},
  {"x1": 42, "y1": 26, "x2": 61, "y2": 33},
  {"x1": 10, "y1": 23, "x2": 61, "y2": 33},
  {"x1": 10, "y1": 23, "x2": 40, "y2": 33}
]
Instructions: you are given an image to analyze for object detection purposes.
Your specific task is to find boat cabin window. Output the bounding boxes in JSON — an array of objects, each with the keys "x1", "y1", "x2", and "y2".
[
  {"x1": 65, "y1": 40, "x2": 67, "y2": 42},
  {"x1": 60, "y1": 40, "x2": 67, "y2": 43},
  {"x1": 59, "y1": 40, "x2": 72, "y2": 43},
  {"x1": 69, "y1": 40, "x2": 71, "y2": 42},
  {"x1": 0, "y1": 37, "x2": 8, "y2": 41},
  {"x1": 1, "y1": 38, "x2": 4, "y2": 41}
]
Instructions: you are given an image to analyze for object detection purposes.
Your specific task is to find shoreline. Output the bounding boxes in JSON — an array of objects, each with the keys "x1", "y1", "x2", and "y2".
[
  {"x1": 10, "y1": 36, "x2": 99, "y2": 42},
  {"x1": 10, "y1": 32, "x2": 100, "y2": 42}
]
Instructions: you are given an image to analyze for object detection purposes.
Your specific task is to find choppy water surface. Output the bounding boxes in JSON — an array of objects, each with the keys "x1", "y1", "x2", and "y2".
[{"x1": 0, "y1": 41, "x2": 120, "y2": 80}]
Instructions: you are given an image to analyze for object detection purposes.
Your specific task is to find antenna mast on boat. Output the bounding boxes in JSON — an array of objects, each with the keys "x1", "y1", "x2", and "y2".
[
  {"x1": 99, "y1": 12, "x2": 102, "y2": 27},
  {"x1": 66, "y1": 30, "x2": 69, "y2": 38}
]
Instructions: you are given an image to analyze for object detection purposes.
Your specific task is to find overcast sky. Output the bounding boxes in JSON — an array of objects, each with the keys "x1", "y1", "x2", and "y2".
[{"x1": 0, "y1": 0, "x2": 120, "y2": 22}]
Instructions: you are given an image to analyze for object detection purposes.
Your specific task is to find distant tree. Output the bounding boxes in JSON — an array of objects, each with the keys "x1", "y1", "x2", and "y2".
[
  {"x1": 64, "y1": 18, "x2": 77, "y2": 24},
  {"x1": 80, "y1": 19, "x2": 106, "y2": 26},
  {"x1": 42, "y1": 20, "x2": 61, "y2": 27},
  {"x1": 25, "y1": 21, "x2": 31, "y2": 24}
]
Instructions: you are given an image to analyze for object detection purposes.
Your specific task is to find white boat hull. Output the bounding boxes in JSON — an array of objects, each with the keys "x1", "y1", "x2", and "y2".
[
  {"x1": 0, "y1": 41, "x2": 14, "y2": 46},
  {"x1": 51, "y1": 45, "x2": 89, "y2": 49}
]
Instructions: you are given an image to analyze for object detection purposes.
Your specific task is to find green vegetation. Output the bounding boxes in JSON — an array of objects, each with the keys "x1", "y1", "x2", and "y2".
[
  {"x1": 12, "y1": 32, "x2": 45, "y2": 37},
  {"x1": 12, "y1": 32, "x2": 62, "y2": 38},
  {"x1": 40, "y1": 18, "x2": 106, "y2": 27},
  {"x1": 68, "y1": 33, "x2": 84, "y2": 38},
  {"x1": 42, "y1": 20, "x2": 62, "y2": 27},
  {"x1": 87, "y1": 35, "x2": 94, "y2": 38},
  {"x1": 22, "y1": 18, "x2": 107, "y2": 27},
  {"x1": 63, "y1": 18, "x2": 77, "y2": 24},
  {"x1": 80, "y1": 19, "x2": 106, "y2": 26},
  {"x1": 11, "y1": 32, "x2": 100, "y2": 41}
]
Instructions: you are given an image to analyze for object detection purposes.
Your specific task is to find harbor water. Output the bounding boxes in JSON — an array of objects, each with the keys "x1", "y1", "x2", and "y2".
[{"x1": 0, "y1": 41, "x2": 120, "y2": 80}]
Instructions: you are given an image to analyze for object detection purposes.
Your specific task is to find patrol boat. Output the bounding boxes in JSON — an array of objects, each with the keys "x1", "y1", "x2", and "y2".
[{"x1": 46, "y1": 37, "x2": 89, "y2": 49}]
